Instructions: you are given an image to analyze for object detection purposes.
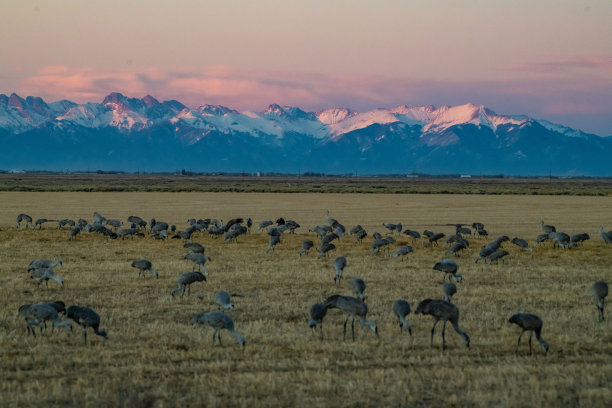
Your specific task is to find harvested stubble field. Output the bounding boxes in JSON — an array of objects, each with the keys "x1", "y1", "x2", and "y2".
[{"x1": 0, "y1": 191, "x2": 611, "y2": 407}]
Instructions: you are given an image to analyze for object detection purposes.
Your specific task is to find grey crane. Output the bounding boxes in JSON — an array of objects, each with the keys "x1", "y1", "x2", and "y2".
[
  {"x1": 549, "y1": 231, "x2": 570, "y2": 248},
  {"x1": 224, "y1": 225, "x2": 247, "y2": 243},
  {"x1": 67, "y1": 305, "x2": 107, "y2": 345},
  {"x1": 321, "y1": 232, "x2": 339, "y2": 246},
  {"x1": 190, "y1": 311, "x2": 245, "y2": 347},
  {"x1": 591, "y1": 281, "x2": 608, "y2": 321},
  {"x1": 446, "y1": 241, "x2": 471, "y2": 256},
  {"x1": 382, "y1": 222, "x2": 399, "y2": 235},
  {"x1": 349, "y1": 278, "x2": 366, "y2": 300},
  {"x1": 30, "y1": 268, "x2": 64, "y2": 287},
  {"x1": 508, "y1": 313, "x2": 548, "y2": 355},
  {"x1": 472, "y1": 222, "x2": 485, "y2": 231},
  {"x1": 534, "y1": 233, "x2": 550, "y2": 246},
  {"x1": 184, "y1": 253, "x2": 211, "y2": 275},
  {"x1": 317, "y1": 242, "x2": 336, "y2": 259},
  {"x1": 428, "y1": 232, "x2": 446, "y2": 246},
  {"x1": 333, "y1": 256, "x2": 347, "y2": 283},
  {"x1": 33, "y1": 218, "x2": 54, "y2": 230},
  {"x1": 323, "y1": 294, "x2": 378, "y2": 341},
  {"x1": 433, "y1": 259, "x2": 462, "y2": 282},
  {"x1": 214, "y1": 291, "x2": 235, "y2": 309},
  {"x1": 131, "y1": 259, "x2": 159, "y2": 278},
  {"x1": 16, "y1": 213, "x2": 33, "y2": 229},
  {"x1": 184, "y1": 242, "x2": 205, "y2": 254},
  {"x1": 415, "y1": 299, "x2": 470, "y2": 350},
  {"x1": 392, "y1": 299, "x2": 412, "y2": 335},
  {"x1": 350, "y1": 225, "x2": 364, "y2": 236},
  {"x1": 353, "y1": 228, "x2": 368, "y2": 243},
  {"x1": 223, "y1": 218, "x2": 244, "y2": 232},
  {"x1": 403, "y1": 229, "x2": 424, "y2": 244},
  {"x1": 310, "y1": 225, "x2": 332, "y2": 240},
  {"x1": 300, "y1": 240, "x2": 314, "y2": 256},
  {"x1": 246, "y1": 217, "x2": 253, "y2": 232},
  {"x1": 474, "y1": 244, "x2": 496, "y2": 264},
  {"x1": 369, "y1": 236, "x2": 395, "y2": 254},
  {"x1": 171, "y1": 272, "x2": 206, "y2": 297},
  {"x1": 127, "y1": 215, "x2": 147, "y2": 229},
  {"x1": 511, "y1": 237, "x2": 532, "y2": 252},
  {"x1": 28, "y1": 258, "x2": 62, "y2": 272},
  {"x1": 441, "y1": 282, "x2": 457, "y2": 302},
  {"x1": 390, "y1": 245, "x2": 414, "y2": 259},
  {"x1": 257, "y1": 220, "x2": 273, "y2": 232},
  {"x1": 93, "y1": 212, "x2": 106, "y2": 225},
  {"x1": 105, "y1": 219, "x2": 123, "y2": 229},
  {"x1": 57, "y1": 219, "x2": 75, "y2": 229},
  {"x1": 541, "y1": 220, "x2": 556, "y2": 234},
  {"x1": 599, "y1": 226, "x2": 612, "y2": 244},
  {"x1": 18, "y1": 301, "x2": 67, "y2": 336},
  {"x1": 20, "y1": 303, "x2": 72, "y2": 337},
  {"x1": 309, "y1": 302, "x2": 327, "y2": 333},
  {"x1": 569, "y1": 233, "x2": 590, "y2": 248},
  {"x1": 68, "y1": 225, "x2": 82, "y2": 241},
  {"x1": 486, "y1": 250, "x2": 509, "y2": 265},
  {"x1": 266, "y1": 234, "x2": 281, "y2": 253}
]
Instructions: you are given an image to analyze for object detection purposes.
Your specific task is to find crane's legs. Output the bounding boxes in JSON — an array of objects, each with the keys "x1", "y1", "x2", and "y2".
[
  {"x1": 442, "y1": 320, "x2": 447, "y2": 351},
  {"x1": 83, "y1": 328, "x2": 88, "y2": 345},
  {"x1": 528, "y1": 331, "x2": 533, "y2": 355},
  {"x1": 351, "y1": 317, "x2": 355, "y2": 342},
  {"x1": 430, "y1": 319, "x2": 440, "y2": 347},
  {"x1": 515, "y1": 330, "x2": 525, "y2": 354},
  {"x1": 343, "y1": 317, "x2": 349, "y2": 341}
]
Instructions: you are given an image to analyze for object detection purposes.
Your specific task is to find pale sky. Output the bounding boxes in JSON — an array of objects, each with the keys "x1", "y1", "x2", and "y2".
[{"x1": 1, "y1": 0, "x2": 611, "y2": 135}]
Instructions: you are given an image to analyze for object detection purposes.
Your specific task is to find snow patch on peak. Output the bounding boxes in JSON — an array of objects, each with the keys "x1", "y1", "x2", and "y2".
[
  {"x1": 424, "y1": 103, "x2": 525, "y2": 133},
  {"x1": 316, "y1": 108, "x2": 357, "y2": 125},
  {"x1": 536, "y1": 119, "x2": 588, "y2": 139}
]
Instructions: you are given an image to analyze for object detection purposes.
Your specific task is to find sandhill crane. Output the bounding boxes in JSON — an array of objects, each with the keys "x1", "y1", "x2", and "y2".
[
  {"x1": 300, "y1": 240, "x2": 314, "y2": 256},
  {"x1": 309, "y1": 302, "x2": 327, "y2": 333},
  {"x1": 68, "y1": 225, "x2": 82, "y2": 241},
  {"x1": 353, "y1": 228, "x2": 368, "y2": 243},
  {"x1": 214, "y1": 291, "x2": 235, "y2": 309},
  {"x1": 403, "y1": 229, "x2": 423, "y2": 244},
  {"x1": 549, "y1": 232, "x2": 570, "y2": 248},
  {"x1": 171, "y1": 272, "x2": 206, "y2": 297},
  {"x1": 246, "y1": 217, "x2": 253, "y2": 232},
  {"x1": 349, "y1": 278, "x2": 366, "y2": 300},
  {"x1": 131, "y1": 259, "x2": 158, "y2": 278},
  {"x1": 323, "y1": 295, "x2": 378, "y2": 341},
  {"x1": 333, "y1": 256, "x2": 347, "y2": 283},
  {"x1": 511, "y1": 237, "x2": 532, "y2": 252},
  {"x1": 184, "y1": 253, "x2": 211, "y2": 275},
  {"x1": 267, "y1": 234, "x2": 281, "y2": 253},
  {"x1": 66, "y1": 306, "x2": 107, "y2": 345},
  {"x1": 369, "y1": 236, "x2": 395, "y2": 254},
  {"x1": 57, "y1": 219, "x2": 75, "y2": 229},
  {"x1": 534, "y1": 233, "x2": 550, "y2": 247},
  {"x1": 415, "y1": 299, "x2": 470, "y2": 350},
  {"x1": 127, "y1": 215, "x2": 147, "y2": 229},
  {"x1": 190, "y1": 311, "x2": 245, "y2": 347},
  {"x1": 310, "y1": 225, "x2": 332, "y2": 240},
  {"x1": 224, "y1": 225, "x2": 247, "y2": 243},
  {"x1": 591, "y1": 281, "x2": 608, "y2": 321},
  {"x1": 30, "y1": 268, "x2": 64, "y2": 287},
  {"x1": 433, "y1": 259, "x2": 462, "y2": 282},
  {"x1": 446, "y1": 241, "x2": 471, "y2": 256},
  {"x1": 93, "y1": 212, "x2": 106, "y2": 225},
  {"x1": 392, "y1": 299, "x2": 412, "y2": 335},
  {"x1": 487, "y1": 250, "x2": 509, "y2": 265},
  {"x1": 508, "y1": 313, "x2": 548, "y2": 355},
  {"x1": 599, "y1": 226, "x2": 612, "y2": 244},
  {"x1": 569, "y1": 233, "x2": 590, "y2": 248},
  {"x1": 257, "y1": 220, "x2": 273, "y2": 232},
  {"x1": 441, "y1": 282, "x2": 457, "y2": 302},
  {"x1": 19, "y1": 301, "x2": 67, "y2": 336},
  {"x1": 32, "y1": 218, "x2": 54, "y2": 230},
  {"x1": 184, "y1": 242, "x2": 205, "y2": 254},
  {"x1": 474, "y1": 244, "x2": 496, "y2": 264},
  {"x1": 382, "y1": 223, "x2": 398, "y2": 235},
  {"x1": 20, "y1": 303, "x2": 72, "y2": 337},
  {"x1": 455, "y1": 225, "x2": 472, "y2": 236},
  {"x1": 472, "y1": 222, "x2": 484, "y2": 231},
  {"x1": 426, "y1": 232, "x2": 444, "y2": 246},
  {"x1": 223, "y1": 218, "x2": 244, "y2": 232},
  {"x1": 321, "y1": 232, "x2": 339, "y2": 246},
  {"x1": 541, "y1": 220, "x2": 556, "y2": 234},
  {"x1": 390, "y1": 245, "x2": 413, "y2": 259},
  {"x1": 317, "y1": 242, "x2": 335, "y2": 259},
  {"x1": 28, "y1": 258, "x2": 62, "y2": 272},
  {"x1": 350, "y1": 225, "x2": 364, "y2": 236},
  {"x1": 16, "y1": 213, "x2": 33, "y2": 229}
]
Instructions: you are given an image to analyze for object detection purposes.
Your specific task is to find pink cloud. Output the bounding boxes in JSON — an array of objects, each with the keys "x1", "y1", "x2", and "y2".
[{"x1": 14, "y1": 63, "x2": 612, "y2": 135}]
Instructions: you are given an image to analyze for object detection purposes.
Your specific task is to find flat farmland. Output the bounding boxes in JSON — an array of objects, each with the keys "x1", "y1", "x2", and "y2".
[{"x1": 0, "y1": 192, "x2": 611, "y2": 407}]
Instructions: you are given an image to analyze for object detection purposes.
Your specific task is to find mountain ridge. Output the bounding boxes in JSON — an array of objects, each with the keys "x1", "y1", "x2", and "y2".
[{"x1": 0, "y1": 92, "x2": 610, "y2": 176}]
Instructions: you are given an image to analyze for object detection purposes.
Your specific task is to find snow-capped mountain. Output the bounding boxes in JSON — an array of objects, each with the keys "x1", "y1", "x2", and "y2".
[{"x1": 0, "y1": 92, "x2": 610, "y2": 175}]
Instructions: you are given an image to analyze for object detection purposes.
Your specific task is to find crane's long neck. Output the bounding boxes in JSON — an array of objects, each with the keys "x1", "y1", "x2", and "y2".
[
  {"x1": 51, "y1": 260, "x2": 61, "y2": 268},
  {"x1": 231, "y1": 330, "x2": 245, "y2": 346},
  {"x1": 452, "y1": 322, "x2": 470, "y2": 348},
  {"x1": 50, "y1": 276, "x2": 64, "y2": 286},
  {"x1": 400, "y1": 315, "x2": 412, "y2": 333},
  {"x1": 359, "y1": 317, "x2": 378, "y2": 335}
]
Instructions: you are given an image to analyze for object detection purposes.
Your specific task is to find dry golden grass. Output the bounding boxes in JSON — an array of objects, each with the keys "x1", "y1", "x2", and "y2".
[{"x1": 0, "y1": 192, "x2": 611, "y2": 407}]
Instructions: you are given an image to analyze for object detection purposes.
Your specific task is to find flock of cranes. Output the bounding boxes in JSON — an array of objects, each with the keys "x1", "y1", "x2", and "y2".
[{"x1": 14, "y1": 210, "x2": 610, "y2": 351}]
